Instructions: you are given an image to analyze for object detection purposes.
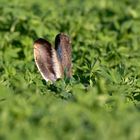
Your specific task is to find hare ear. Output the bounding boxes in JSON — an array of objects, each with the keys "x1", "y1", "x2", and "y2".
[
  {"x1": 55, "y1": 33, "x2": 72, "y2": 77},
  {"x1": 34, "y1": 38, "x2": 58, "y2": 82}
]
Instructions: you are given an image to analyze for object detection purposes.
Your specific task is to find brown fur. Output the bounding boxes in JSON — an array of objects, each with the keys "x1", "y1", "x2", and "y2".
[
  {"x1": 34, "y1": 39, "x2": 56, "y2": 81},
  {"x1": 34, "y1": 33, "x2": 72, "y2": 82},
  {"x1": 55, "y1": 33, "x2": 72, "y2": 77}
]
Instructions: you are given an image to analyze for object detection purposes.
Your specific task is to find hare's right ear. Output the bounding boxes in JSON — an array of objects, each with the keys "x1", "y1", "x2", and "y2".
[{"x1": 34, "y1": 38, "x2": 62, "y2": 82}]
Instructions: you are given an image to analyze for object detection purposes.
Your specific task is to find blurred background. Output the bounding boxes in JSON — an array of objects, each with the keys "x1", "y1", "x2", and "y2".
[{"x1": 0, "y1": 0, "x2": 140, "y2": 139}]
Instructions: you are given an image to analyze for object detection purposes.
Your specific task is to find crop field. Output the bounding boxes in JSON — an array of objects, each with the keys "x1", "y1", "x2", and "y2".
[{"x1": 0, "y1": 0, "x2": 140, "y2": 139}]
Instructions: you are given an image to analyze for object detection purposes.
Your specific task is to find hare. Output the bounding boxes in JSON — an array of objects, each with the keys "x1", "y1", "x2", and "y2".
[{"x1": 34, "y1": 33, "x2": 72, "y2": 82}]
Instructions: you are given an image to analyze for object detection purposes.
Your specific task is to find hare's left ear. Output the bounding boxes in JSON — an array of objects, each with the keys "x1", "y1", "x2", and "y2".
[
  {"x1": 55, "y1": 33, "x2": 72, "y2": 78},
  {"x1": 34, "y1": 38, "x2": 62, "y2": 82}
]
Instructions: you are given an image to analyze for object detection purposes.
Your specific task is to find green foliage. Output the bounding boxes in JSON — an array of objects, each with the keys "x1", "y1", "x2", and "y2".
[{"x1": 0, "y1": 0, "x2": 140, "y2": 139}]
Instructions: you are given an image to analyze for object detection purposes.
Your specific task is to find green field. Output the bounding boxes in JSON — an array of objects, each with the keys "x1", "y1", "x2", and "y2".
[{"x1": 0, "y1": 0, "x2": 140, "y2": 139}]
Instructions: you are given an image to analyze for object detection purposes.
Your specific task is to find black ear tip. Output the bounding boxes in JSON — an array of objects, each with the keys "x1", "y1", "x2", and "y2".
[
  {"x1": 55, "y1": 33, "x2": 63, "y2": 41},
  {"x1": 34, "y1": 38, "x2": 52, "y2": 47},
  {"x1": 55, "y1": 33, "x2": 70, "y2": 41},
  {"x1": 34, "y1": 38, "x2": 47, "y2": 44}
]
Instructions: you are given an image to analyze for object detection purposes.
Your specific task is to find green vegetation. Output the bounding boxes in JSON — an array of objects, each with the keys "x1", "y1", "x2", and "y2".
[{"x1": 0, "y1": 0, "x2": 140, "y2": 139}]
